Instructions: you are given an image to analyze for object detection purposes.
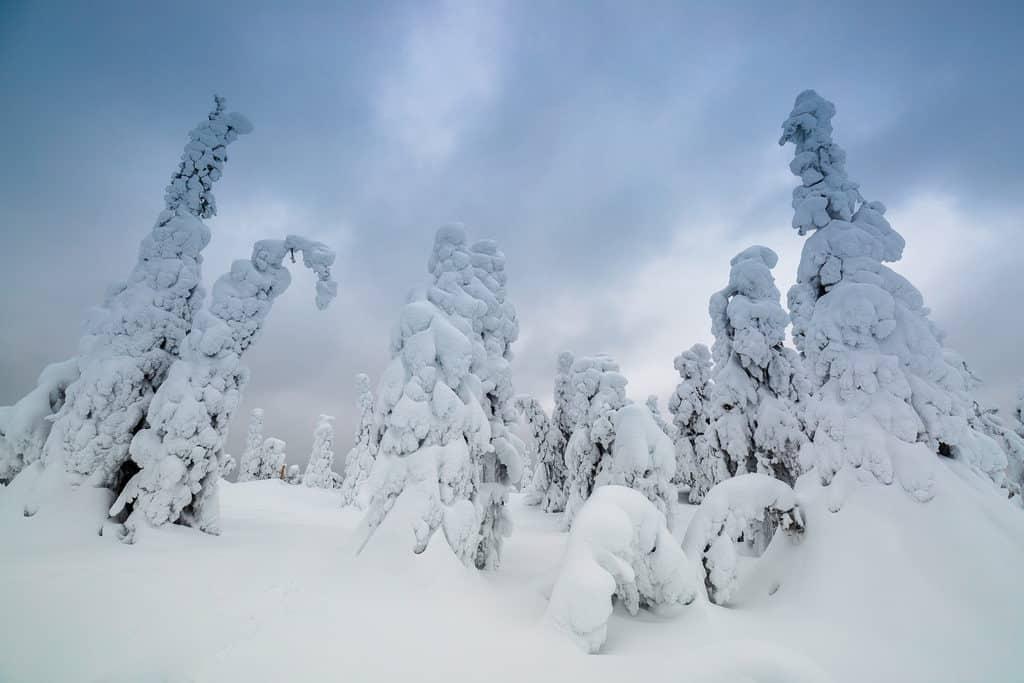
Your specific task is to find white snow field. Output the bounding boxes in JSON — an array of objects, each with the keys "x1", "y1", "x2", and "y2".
[{"x1": 2, "y1": 463, "x2": 1022, "y2": 683}]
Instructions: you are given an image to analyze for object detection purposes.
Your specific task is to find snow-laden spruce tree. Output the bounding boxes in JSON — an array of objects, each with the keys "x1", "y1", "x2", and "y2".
[
  {"x1": 1015, "y1": 384, "x2": 1024, "y2": 439},
  {"x1": 702, "y1": 246, "x2": 808, "y2": 494},
  {"x1": 357, "y1": 226, "x2": 522, "y2": 569},
  {"x1": 646, "y1": 395, "x2": 674, "y2": 439},
  {"x1": 668, "y1": 344, "x2": 714, "y2": 501},
  {"x1": 515, "y1": 394, "x2": 550, "y2": 504},
  {"x1": 0, "y1": 360, "x2": 79, "y2": 484},
  {"x1": 109, "y1": 236, "x2": 337, "y2": 539},
  {"x1": 780, "y1": 90, "x2": 1006, "y2": 503},
  {"x1": 236, "y1": 408, "x2": 266, "y2": 483},
  {"x1": 521, "y1": 352, "x2": 575, "y2": 512},
  {"x1": 563, "y1": 355, "x2": 628, "y2": 525},
  {"x1": 303, "y1": 414, "x2": 337, "y2": 489},
  {"x1": 340, "y1": 374, "x2": 377, "y2": 508},
  {"x1": 261, "y1": 438, "x2": 288, "y2": 480},
  {"x1": 39, "y1": 97, "x2": 252, "y2": 492},
  {"x1": 561, "y1": 355, "x2": 677, "y2": 528}
]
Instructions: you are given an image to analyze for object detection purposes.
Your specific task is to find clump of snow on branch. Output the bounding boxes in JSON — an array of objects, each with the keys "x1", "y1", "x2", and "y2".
[
  {"x1": 781, "y1": 90, "x2": 1006, "y2": 504},
  {"x1": 668, "y1": 344, "x2": 713, "y2": 501},
  {"x1": 0, "y1": 360, "x2": 79, "y2": 484},
  {"x1": 109, "y1": 236, "x2": 336, "y2": 540},
  {"x1": 704, "y1": 245, "x2": 808, "y2": 492},
  {"x1": 546, "y1": 486, "x2": 697, "y2": 653},
  {"x1": 682, "y1": 474, "x2": 805, "y2": 605},
  {"x1": 357, "y1": 226, "x2": 522, "y2": 569},
  {"x1": 237, "y1": 408, "x2": 266, "y2": 483},
  {"x1": 340, "y1": 374, "x2": 378, "y2": 508},
  {"x1": 645, "y1": 395, "x2": 674, "y2": 439},
  {"x1": 303, "y1": 414, "x2": 337, "y2": 489},
  {"x1": 39, "y1": 97, "x2": 252, "y2": 491}
]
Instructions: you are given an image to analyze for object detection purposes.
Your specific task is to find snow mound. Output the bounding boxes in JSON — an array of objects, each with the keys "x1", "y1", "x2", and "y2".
[{"x1": 546, "y1": 485, "x2": 697, "y2": 653}]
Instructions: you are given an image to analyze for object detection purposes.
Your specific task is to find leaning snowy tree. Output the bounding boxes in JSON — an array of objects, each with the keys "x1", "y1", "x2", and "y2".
[
  {"x1": 780, "y1": 90, "x2": 1007, "y2": 504},
  {"x1": 109, "y1": 236, "x2": 337, "y2": 540},
  {"x1": 356, "y1": 226, "x2": 523, "y2": 570},
  {"x1": 236, "y1": 408, "x2": 266, "y2": 483},
  {"x1": 562, "y1": 355, "x2": 677, "y2": 529},
  {"x1": 13, "y1": 97, "x2": 253, "y2": 497},
  {"x1": 339, "y1": 374, "x2": 377, "y2": 508},
  {"x1": 520, "y1": 351, "x2": 576, "y2": 513},
  {"x1": 668, "y1": 343, "x2": 714, "y2": 501},
  {"x1": 702, "y1": 246, "x2": 808, "y2": 494},
  {"x1": 646, "y1": 396, "x2": 674, "y2": 439},
  {"x1": 303, "y1": 414, "x2": 337, "y2": 489}
]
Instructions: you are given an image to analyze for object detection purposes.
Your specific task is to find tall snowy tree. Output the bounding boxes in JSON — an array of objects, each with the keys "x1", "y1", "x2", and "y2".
[
  {"x1": 521, "y1": 352, "x2": 575, "y2": 513},
  {"x1": 38, "y1": 97, "x2": 252, "y2": 493},
  {"x1": 668, "y1": 343, "x2": 713, "y2": 501},
  {"x1": 340, "y1": 374, "x2": 377, "y2": 508},
  {"x1": 109, "y1": 236, "x2": 337, "y2": 540},
  {"x1": 780, "y1": 90, "x2": 1006, "y2": 503},
  {"x1": 262, "y1": 438, "x2": 288, "y2": 480},
  {"x1": 562, "y1": 355, "x2": 677, "y2": 528},
  {"x1": 515, "y1": 394, "x2": 550, "y2": 505},
  {"x1": 303, "y1": 414, "x2": 337, "y2": 489},
  {"x1": 702, "y1": 246, "x2": 808, "y2": 493},
  {"x1": 357, "y1": 227, "x2": 522, "y2": 569},
  {"x1": 237, "y1": 408, "x2": 266, "y2": 483},
  {"x1": 1015, "y1": 384, "x2": 1024, "y2": 439}
]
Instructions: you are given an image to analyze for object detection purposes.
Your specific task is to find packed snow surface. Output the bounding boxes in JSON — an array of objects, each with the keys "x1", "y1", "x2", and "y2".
[{"x1": 3, "y1": 463, "x2": 1023, "y2": 682}]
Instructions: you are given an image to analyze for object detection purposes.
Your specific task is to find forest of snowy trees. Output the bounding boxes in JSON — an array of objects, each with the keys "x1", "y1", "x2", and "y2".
[{"x1": 2, "y1": 89, "x2": 1023, "y2": 660}]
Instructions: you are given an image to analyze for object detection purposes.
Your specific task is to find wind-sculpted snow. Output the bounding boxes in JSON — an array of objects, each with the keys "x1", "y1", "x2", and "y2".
[
  {"x1": 682, "y1": 474, "x2": 804, "y2": 605},
  {"x1": 0, "y1": 360, "x2": 79, "y2": 484},
  {"x1": 359, "y1": 226, "x2": 522, "y2": 569},
  {"x1": 546, "y1": 486, "x2": 697, "y2": 653},
  {"x1": 703, "y1": 246, "x2": 807, "y2": 497},
  {"x1": 668, "y1": 344, "x2": 713, "y2": 500},
  {"x1": 38, "y1": 97, "x2": 252, "y2": 492},
  {"x1": 109, "y1": 236, "x2": 337, "y2": 540},
  {"x1": 781, "y1": 90, "x2": 1008, "y2": 503},
  {"x1": 303, "y1": 415, "x2": 337, "y2": 489},
  {"x1": 340, "y1": 374, "x2": 378, "y2": 508}
]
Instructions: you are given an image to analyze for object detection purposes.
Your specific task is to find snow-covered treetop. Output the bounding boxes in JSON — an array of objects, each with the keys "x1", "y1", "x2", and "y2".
[
  {"x1": 567, "y1": 355, "x2": 628, "y2": 448},
  {"x1": 669, "y1": 343, "x2": 712, "y2": 436},
  {"x1": 163, "y1": 95, "x2": 253, "y2": 222}
]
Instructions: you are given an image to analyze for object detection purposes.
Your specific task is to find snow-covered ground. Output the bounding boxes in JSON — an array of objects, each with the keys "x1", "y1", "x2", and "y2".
[{"x1": 2, "y1": 471, "x2": 1022, "y2": 682}]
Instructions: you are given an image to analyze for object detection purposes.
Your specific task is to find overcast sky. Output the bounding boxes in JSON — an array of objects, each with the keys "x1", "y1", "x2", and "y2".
[{"x1": 1, "y1": 1, "x2": 1022, "y2": 467}]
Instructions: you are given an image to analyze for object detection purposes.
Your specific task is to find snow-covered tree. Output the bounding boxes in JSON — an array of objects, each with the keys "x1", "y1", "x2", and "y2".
[
  {"x1": 646, "y1": 395, "x2": 673, "y2": 438},
  {"x1": 521, "y1": 352, "x2": 575, "y2": 513},
  {"x1": 668, "y1": 344, "x2": 713, "y2": 501},
  {"x1": 0, "y1": 360, "x2": 79, "y2": 484},
  {"x1": 561, "y1": 356, "x2": 676, "y2": 528},
  {"x1": 219, "y1": 453, "x2": 237, "y2": 479},
  {"x1": 285, "y1": 464, "x2": 302, "y2": 485},
  {"x1": 1015, "y1": 384, "x2": 1024, "y2": 439},
  {"x1": 702, "y1": 246, "x2": 808, "y2": 494},
  {"x1": 340, "y1": 374, "x2": 377, "y2": 508},
  {"x1": 357, "y1": 226, "x2": 522, "y2": 569},
  {"x1": 109, "y1": 236, "x2": 337, "y2": 539},
  {"x1": 563, "y1": 355, "x2": 628, "y2": 525},
  {"x1": 514, "y1": 394, "x2": 550, "y2": 504},
  {"x1": 39, "y1": 97, "x2": 252, "y2": 492},
  {"x1": 780, "y1": 90, "x2": 1006, "y2": 503},
  {"x1": 303, "y1": 414, "x2": 337, "y2": 489},
  {"x1": 262, "y1": 438, "x2": 288, "y2": 481},
  {"x1": 237, "y1": 408, "x2": 266, "y2": 483},
  {"x1": 546, "y1": 486, "x2": 697, "y2": 653}
]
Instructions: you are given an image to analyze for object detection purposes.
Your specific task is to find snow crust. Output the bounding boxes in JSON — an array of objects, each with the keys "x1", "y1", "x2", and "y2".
[{"x1": 546, "y1": 486, "x2": 696, "y2": 653}]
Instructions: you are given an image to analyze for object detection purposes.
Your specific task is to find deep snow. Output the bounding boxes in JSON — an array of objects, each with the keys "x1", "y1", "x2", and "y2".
[{"x1": 2, "y1": 468, "x2": 1022, "y2": 683}]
